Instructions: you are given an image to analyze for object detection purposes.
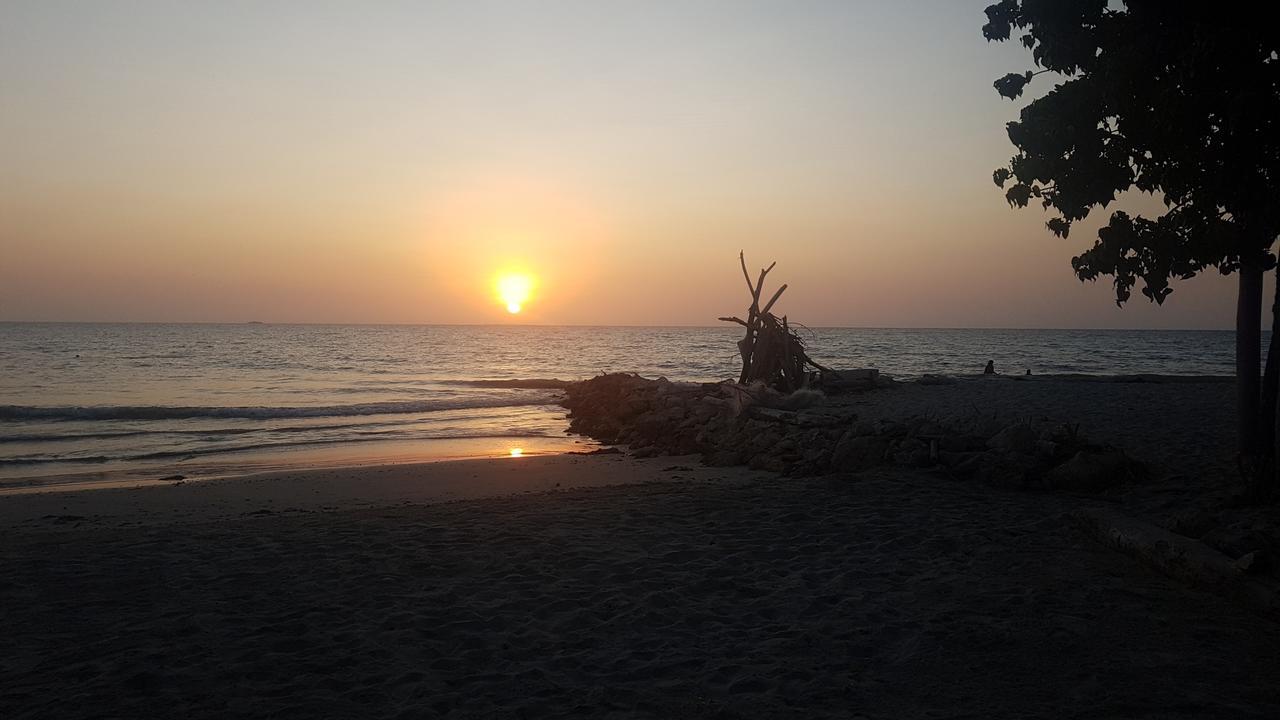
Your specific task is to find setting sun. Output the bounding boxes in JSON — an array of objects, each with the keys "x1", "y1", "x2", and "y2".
[{"x1": 495, "y1": 272, "x2": 535, "y2": 314}]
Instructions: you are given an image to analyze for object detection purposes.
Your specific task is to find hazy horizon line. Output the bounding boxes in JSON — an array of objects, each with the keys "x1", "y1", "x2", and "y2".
[{"x1": 0, "y1": 319, "x2": 1246, "y2": 333}]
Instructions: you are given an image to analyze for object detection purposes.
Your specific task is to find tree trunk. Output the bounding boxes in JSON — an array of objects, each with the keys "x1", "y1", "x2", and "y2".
[
  {"x1": 1272, "y1": 309, "x2": 1280, "y2": 501},
  {"x1": 1253, "y1": 271, "x2": 1280, "y2": 501},
  {"x1": 1238, "y1": 261, "x2": 1264, "y2": 459}
]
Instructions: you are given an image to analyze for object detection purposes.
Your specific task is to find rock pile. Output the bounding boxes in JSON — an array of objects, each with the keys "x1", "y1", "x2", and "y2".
[{"x1": 562, "y1": 373, "x2": 1143, "y2": 492}]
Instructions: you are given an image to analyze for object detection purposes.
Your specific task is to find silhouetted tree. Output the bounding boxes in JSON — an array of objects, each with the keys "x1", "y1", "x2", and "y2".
[{"x1": 984, "y1": 1, "x2": 1280, "y2": 494}]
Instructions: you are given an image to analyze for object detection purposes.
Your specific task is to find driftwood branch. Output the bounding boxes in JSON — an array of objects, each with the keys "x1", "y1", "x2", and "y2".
[
  {"x1": 739, "y1": 252, "x2": 755, "y2": 297},
  {"x1": 752, "y1": 263, "x2": 774, "y2": 306},
  {"x1": 1074, "y1": 508, "x2": 1280, "y2": 617},
  {"x1": 760, "y1": 283, "x2": 788, "y2": 316},
  {"x1": 718, "y1": 253, "x2": 824, "y2": 392}
]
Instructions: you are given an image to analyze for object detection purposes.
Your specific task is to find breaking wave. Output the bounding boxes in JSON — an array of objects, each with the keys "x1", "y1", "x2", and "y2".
[{"x1": 0, "y1": 395, "x2": 561, "y2": 422}]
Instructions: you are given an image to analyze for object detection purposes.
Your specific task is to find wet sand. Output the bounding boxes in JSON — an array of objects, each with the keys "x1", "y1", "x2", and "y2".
[{"x1": 3, "y1": 449, "x2": 1279, "y2": 718}]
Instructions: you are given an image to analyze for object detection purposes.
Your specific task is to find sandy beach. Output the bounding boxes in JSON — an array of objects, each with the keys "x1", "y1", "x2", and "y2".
[
  {"x1": 4, "y1": 377, "x2": 1280, "y2": 719},
  {"x1": 8, "y1": 2, "x2": 1280, "y2": 716}
]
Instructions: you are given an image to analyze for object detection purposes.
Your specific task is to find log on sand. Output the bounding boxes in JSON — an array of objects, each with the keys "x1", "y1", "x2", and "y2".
[{"x1": 1073, "y1": 507, "x2": 1280, "y2": 618}]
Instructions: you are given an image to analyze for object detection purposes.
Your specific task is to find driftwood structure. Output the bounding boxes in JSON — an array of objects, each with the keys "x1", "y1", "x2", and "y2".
[{"x1": 719, "y1": 252, "x2": 828, "y2": 392}]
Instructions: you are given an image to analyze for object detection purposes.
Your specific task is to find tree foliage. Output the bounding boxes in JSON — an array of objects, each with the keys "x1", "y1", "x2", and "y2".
[{"x1": 984, "y1": 0, "x2": 1280, "y2": 304}]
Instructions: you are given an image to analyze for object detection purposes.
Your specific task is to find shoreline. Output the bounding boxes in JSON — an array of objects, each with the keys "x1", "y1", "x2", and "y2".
[
  {"x1": 0, "y1": 433, "x2": 597, "y2": 497},
  {"x1": 0, "y1": 372, "x2": 1238, "y2": 496},
  {"x1": 0, "y1": 453, "x2": 746, "y2": 530}
]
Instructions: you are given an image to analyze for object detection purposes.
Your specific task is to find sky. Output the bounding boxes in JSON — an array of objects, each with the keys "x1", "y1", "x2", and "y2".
[{"x1": 0, "y1": 0, "x2": 1253, "y2": 328}]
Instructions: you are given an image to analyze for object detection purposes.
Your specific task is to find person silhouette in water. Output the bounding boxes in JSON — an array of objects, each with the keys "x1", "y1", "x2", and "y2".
[{"x1": 984, "y1": 360, "x2": 996, "y2": 375}]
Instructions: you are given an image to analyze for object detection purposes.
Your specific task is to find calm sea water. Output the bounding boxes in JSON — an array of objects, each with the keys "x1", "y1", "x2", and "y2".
[{"x1": 0, "y1": 323, "x2": 1245, "y2": 488}]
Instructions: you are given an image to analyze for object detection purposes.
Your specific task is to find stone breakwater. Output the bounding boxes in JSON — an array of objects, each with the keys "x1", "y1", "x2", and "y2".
[{"x1": 561, "y1": 373, "x2": 1141, "y2": 492}]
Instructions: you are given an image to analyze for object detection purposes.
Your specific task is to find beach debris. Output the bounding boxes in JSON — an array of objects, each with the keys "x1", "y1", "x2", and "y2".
[
  {"x1": 1072, "y1": 508, "x2": 1280, "y2": 618},
  {"x1": 719, "y1": 252, "x2": 829, "y2": 392}
]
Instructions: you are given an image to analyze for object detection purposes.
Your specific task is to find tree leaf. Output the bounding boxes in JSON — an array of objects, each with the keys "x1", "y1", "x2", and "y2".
[{"x1": 994, "y1": 71, "x2": 1032, "y2": 100}]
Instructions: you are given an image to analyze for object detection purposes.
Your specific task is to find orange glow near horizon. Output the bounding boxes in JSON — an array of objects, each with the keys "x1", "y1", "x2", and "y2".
[
  {"x1": 509, "y1": 447, "x2": 524, "y2": 457},
  {"x1": 0, "y1": 4, "x2": 1249, "y2": 329},
  {"x1": 495, "y1": 272, "x2": 535, "y2": 314}
]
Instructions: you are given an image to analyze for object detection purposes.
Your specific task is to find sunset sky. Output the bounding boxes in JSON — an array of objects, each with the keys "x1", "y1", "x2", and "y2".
[{"x1": 0, "y1": 1, "x2": 1252, "y2": 328}]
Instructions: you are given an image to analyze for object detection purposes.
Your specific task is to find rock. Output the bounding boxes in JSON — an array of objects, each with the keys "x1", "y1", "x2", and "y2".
[
  {"x1": 569, "y1": 447, "x2": 622, "y2": 456},
  {"x1": 987, "y1": 423, "x2": 1039, "y2": 455},
  {"x1": 561, "y1": 374, "x2": 1155, "y2": 492},
  {"x1": 895, "y1": 444, "x2": 932, "y2": 467},
  {"x1": 830, "y1": 433, "x2": 889, "y2": 471},
  {"x1": 1200, "y1": 524, "x2": 1279, "y2": 560},
  {"x1": 938, "y1": 434, "x2": 987, "y2": 452},
  {"x1": 876, "y1": 419, "x2": 906, "y2": 437},
  {"x1": 748, "y1": 453, "x2": 788, "y2": 473},
  {"x1": 1166, "y1": 509, "x2": 1218, "y2": 538},
  {"x1": 939, "y1": 451, "x2": 991, "y2": 482},
  {"x1": 820, "y1": 368, "x2": 879, "y2": 390},
  {"x1": 1041, "y1": 450, "x2": 1130, "y2": 492},
  {"x1": 703, "y1": 450, "x2": 746, "y2": 466},
  {"x1": 850, "y1": 419, "x2": 877, "y2": 436},
  {"x1": 670, "y1": 436, "x2": 701, "y2": 456},
  {"x1": 801, "y1": 446, "x2": 830, "y2": 465},
  {"x1": 770, "y1": 388, "x2": 826, "y2": 410},
  {"x1": 908, "y1": 418, "x2": 946, "y2": 436},
  {"x1": 1034, "y1": 439, "x2": 1058, "y2": 459},
  {"x1": 691, "y1": 403, "x2": 719, "y2": 422},
  {"x1": 1233, "y1": 551, "x2": 1268, "y2": 575},
  {"x1": 694, "y1": 424, "x2": 724, "y2": 447},
  {"x1": 974, "y1": 451, "x2": 1040, "y2": 489},
  {"x1": 750, "y1": 428, "x2": 784, "y2": 451}
]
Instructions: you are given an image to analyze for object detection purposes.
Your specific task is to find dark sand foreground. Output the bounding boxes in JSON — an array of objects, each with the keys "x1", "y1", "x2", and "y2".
[{"x1": 3, "y1": 449, "x2": 1279, "y2": 719}]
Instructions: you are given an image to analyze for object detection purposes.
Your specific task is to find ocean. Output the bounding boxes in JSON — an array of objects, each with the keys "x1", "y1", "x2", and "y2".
[{"x1": 0, "y1": 323, "x2": 1244, "y2": 490}]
